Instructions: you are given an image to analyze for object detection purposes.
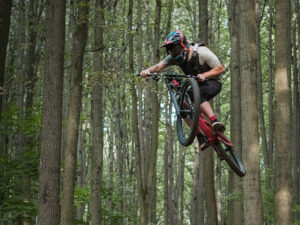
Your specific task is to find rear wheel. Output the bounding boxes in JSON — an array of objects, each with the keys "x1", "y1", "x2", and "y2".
[
  {"x1": 213, "y1": 140, "x2": 246, "y2": 177},
  {"x1": 176, "y1": 78, "x2": 201, "y2": 146}
]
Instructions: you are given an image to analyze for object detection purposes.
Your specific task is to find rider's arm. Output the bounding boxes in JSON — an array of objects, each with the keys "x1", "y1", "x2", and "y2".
[
  {"x1": 200, "y1": 63, "x2": 225, "y2": 80},
  {"x1": 141, "y1": 61, "x2": 169, "y2": 77},
  {"x1": 196, "y1": 47, "x2": 225, "y2": 81}
]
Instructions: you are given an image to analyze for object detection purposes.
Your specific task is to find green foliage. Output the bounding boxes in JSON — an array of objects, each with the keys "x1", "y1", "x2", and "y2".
[{"x1": 0, "y1": 102, "x2": 41, "y2": 224}]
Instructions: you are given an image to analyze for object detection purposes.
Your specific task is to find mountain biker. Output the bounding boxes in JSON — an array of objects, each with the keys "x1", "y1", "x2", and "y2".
[{"x1": 140, "y1": 30, "x2": 225, "y2": 150}]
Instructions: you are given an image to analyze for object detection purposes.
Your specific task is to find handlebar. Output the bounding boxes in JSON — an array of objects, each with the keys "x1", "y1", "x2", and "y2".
[{"x1": 137, "y1": 73, "x2": 197, "y2": 80}]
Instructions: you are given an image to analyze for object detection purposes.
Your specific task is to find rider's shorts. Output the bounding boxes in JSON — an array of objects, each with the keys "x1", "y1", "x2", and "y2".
[{"x1": 189, "y1": 80, "x2": 222, "y2": 103}]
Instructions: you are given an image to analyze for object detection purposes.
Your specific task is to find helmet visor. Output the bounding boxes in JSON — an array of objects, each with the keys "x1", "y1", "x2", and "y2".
[{"x1": 166, "y1": 45, "x2": 184, "y2": 57}]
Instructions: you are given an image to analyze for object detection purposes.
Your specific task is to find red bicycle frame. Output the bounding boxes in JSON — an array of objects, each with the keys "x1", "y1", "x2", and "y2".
[{"x1": 197, "y1": 113, "x2": 233, "y2": 148}]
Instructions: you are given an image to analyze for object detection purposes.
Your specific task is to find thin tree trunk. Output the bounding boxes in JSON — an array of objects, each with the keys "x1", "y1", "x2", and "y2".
[
  {"x1": 60, "y1": 1, "x2": 89, "y2": 224},
  {"x1": 164, "y1": 97, "x2": 170, "y2": 225},
  {"x1": 216, "y1": 94, "x2": 222, "y2": 225},
  {"x1": 164, "y1": 95, "x2": 178, "y2": 225},
  {"x1": 267, "y1": 2, "x2": 274, "y2": 190},
  {"x1": 37, "y1": 0, "x2": 66, "y2": 224},
  {"x1": 0, "y1": 0, "x2": 12, "y2": 121},
  {"x1": 165, "y1": 0, "x2": 173, "y2": 36},
  {"x1": 76, "y1": 121, "x2": 87, "y2": 221},
  {"x1": 16, "y1": 1, "x2": 25, "y2": 224},
  {"x1": 0, "y1": 0, "x2": 12, "y2": 216},
  {"x1": 199, "y1": 0, "x2": 217, "y2": 223},
  {"x1": 150, "y1": 1, "x2": 161, "y2": 223},
  {"x1": 62, "y1": 0, "x2": 75, "y2": 160},
  {"x1": 293, "y1": 0, "x2": 300, "y2": 222},
  {"x1": 240, "y1": 0, "x2": 263, "y2": 224},
  {"x1": 256, "y1": 0, "x2": 269, "y2": 170},
  {"x1": 274, "y1": 0, "x2": 292, "y2": 224},
  {"x1": 17, "y1": 0, "x2": 25, "y2": 124},
  {"x1": 178, "y1": 144, "x2": 185, "y2": 225},
  {"x1": 292, "y1": 0, "x2": 300, "y2": 222},
  {"x1": 199, "y1": 0, "x2": 208, "y2": 44},
  {"x1": 23, "y1": 0, "x2": 38, "y2": 224},
  {"x1": 203, "y1": 149, "x2": 218, "y2": 225},
  {"x1": 190, "y1": 144, "x2": 204, "y2": 225},
  {"x1": 90, "y1": 0, "x2": 105, "y2": 224},
  {"x1": 107, "y1": 127, "x2": 114, "y2": 225}
]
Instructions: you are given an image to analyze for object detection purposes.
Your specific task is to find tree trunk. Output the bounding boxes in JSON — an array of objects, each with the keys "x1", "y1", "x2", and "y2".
[
  {"x1": 37, "y1": 0, "x2": 66, "y2": 224},
  {"x1": 60, "y1": 1, "x2": 89, "y2": 224},
  {"x1": 164, "y1": 97, "x2": 170, "y2": 225},
  {"x1": 76, "y1": 121, "x2": 87, "y2": 221},
  {"x1": 16, "y1": 1, "x2": 25, "y2": 224},
  {"x1": 190, "y1": 144, "x2": 204, "y2": 225},
  {"x1": 239, "y1": 0, "x2": 264, "y2": 224},
  {"x1": 62, "y1": 0, "x2": 75, "y2": 161},
  {"x1": 198, "y1": 0, "x2": 208, "y2": 44},
  {"x1": 150, "y1": 1, "x2": 161, "y2": 223},
  {"x1": 292, "y1": 0, "x2": 300, "y2": 222},
  {"x1": 274, "y1": 0, "x2": 292, "y2": 224},
  {"x1": 165, "y1": 0, "x2": 173, "y2": 36},
  {"x1": 23, "y1": 0, "x2": 38, "y2": 224},
  {"x1": 294, "y1": 0, "x2": 300, "y2": 222},
  {"x1": 164, "y1": 95, "x2": 178, "y2": 225},
  {"x1": 178, "y1": 144, "x2": 185, "y2": 225},
  {"x1": 17, "y1": 0, "x2": 25, "y2": 123},
  {"x1": 203, "y1": 149, "x2": 218, "y2": 225},
  {"x1": 0, "y1": 0, "x2": 12, "y2": 121},
  {"x1": 267, "y1": 2, "x2": 274, "y2": 190},
  {"x1": 90, "y1": 0, "x2": 105, "y2": 224},
  {"x1": 256, "y1": 0, "x2": 269, "y2": 172}
]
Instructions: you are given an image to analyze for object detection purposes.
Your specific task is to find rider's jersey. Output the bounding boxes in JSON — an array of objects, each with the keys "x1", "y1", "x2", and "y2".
[{"x1": 163, "y1": 43, "x2": 221, "y2": 80}]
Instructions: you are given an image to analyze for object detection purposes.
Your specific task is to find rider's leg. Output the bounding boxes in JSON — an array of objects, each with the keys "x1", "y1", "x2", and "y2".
[
  {"x1": 183, "y1": 118, "x2": 209, "y2": 150},
  {"x1": 200, "y1": 101, "x2": 215, "y2": 118},
  {"x1": 200, "y1": 101, "x2": 225, "y2": 132}
]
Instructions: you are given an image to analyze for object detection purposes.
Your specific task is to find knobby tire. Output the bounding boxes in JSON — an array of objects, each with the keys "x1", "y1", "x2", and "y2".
[
  {"x1": 213, "y1": 141, "x2": 246, "y2": 177},
  {"x1": 176, "y1": 78, "x2": 201, "y2": 146}
]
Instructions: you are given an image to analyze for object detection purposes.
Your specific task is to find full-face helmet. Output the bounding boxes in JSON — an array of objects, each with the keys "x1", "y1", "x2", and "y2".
[{"x1": 161, "y1": 30, "x2": 190, "y2": 64}]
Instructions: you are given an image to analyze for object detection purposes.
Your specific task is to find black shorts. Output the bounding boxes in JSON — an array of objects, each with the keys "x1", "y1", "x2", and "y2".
[{"x1": 189, "y1": 80, "x2": 222, "y2": 103}]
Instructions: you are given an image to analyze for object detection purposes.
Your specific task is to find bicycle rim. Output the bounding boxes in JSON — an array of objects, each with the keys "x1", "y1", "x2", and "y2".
[
  {"x1": 214, "y1": 142, "x2": 246, "y2": 177},
  {"x1": 176, "y1": 78, "x2": 201, "y2": 146}
]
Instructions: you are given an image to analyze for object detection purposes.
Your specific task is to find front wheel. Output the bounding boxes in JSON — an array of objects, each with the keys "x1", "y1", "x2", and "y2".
[
  {"x1": 213, "y1": 141, "x2": 246, "y2": 177},
  {"x1": 176, "y1": 78, "x2": 201, "y2": 146}
]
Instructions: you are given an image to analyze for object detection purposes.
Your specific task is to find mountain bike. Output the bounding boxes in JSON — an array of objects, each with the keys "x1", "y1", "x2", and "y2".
[{"x1": 138, "y1": 73, "x2": 246, "y2": 177}]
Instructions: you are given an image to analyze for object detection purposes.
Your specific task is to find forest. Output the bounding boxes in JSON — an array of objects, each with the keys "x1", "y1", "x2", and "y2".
[{"x1": 0, "y1": 0, "x2": 299, "y2": 224}]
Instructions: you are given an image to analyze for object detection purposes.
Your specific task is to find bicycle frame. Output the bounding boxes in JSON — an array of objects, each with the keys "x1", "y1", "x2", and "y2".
[
  {"x1": 198, "y1": 114, "x2": 233, "y2": 148},
  {"x1": 164, "y1": 74, "x2": 234, "y2": 149}
]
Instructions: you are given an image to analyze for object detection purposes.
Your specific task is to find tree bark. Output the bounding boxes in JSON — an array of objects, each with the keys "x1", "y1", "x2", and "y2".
[
  {"x1": 0, "y1": 0, "x2": 12, "y2": 121},
  {"x1": 198, "y1": 0, "x2": 208, "y2": 44},
  {"x1": 239, "y1": 0, "x2": 264, "y2": 224},
  {"x1": 62, "y1": 0, "x2": 75, "y2": 161},
  {"x1": 267, "y1": 2, "x2": 274, "y2": 190},
  {"x1": 274, "y1": 0, "x2": 292, "y2": 224},
  {"x1": 203, "y1": 149, "x2": 218, "y2": 225},
  {"x1": 60, "y1": 1, "x2": 90, "y2": 224},
  {"x1": 76, "y1": 121, "x2": 87, "y2": 221},
  {"x1": 23, "y1": 0, "x2": 39, "y2": 224},
  {"x1": 90, "y1": 0, "x2": 105, "y2": 224},
  {"x1": 292, "y1": 0, "x2": 300, "y2": 222},
  {"x1": 178, "y1": 144, "x2": 185, "y2": 225},
  {"x1": 190, "y1": 144, "x2": 204, "y2": 225},
  {"x1": 37, "y1": 0, "x2": 66, "y2": 224},
  {"x1": 256, "y1": 0, "x2": 269, "y2": 171}
]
